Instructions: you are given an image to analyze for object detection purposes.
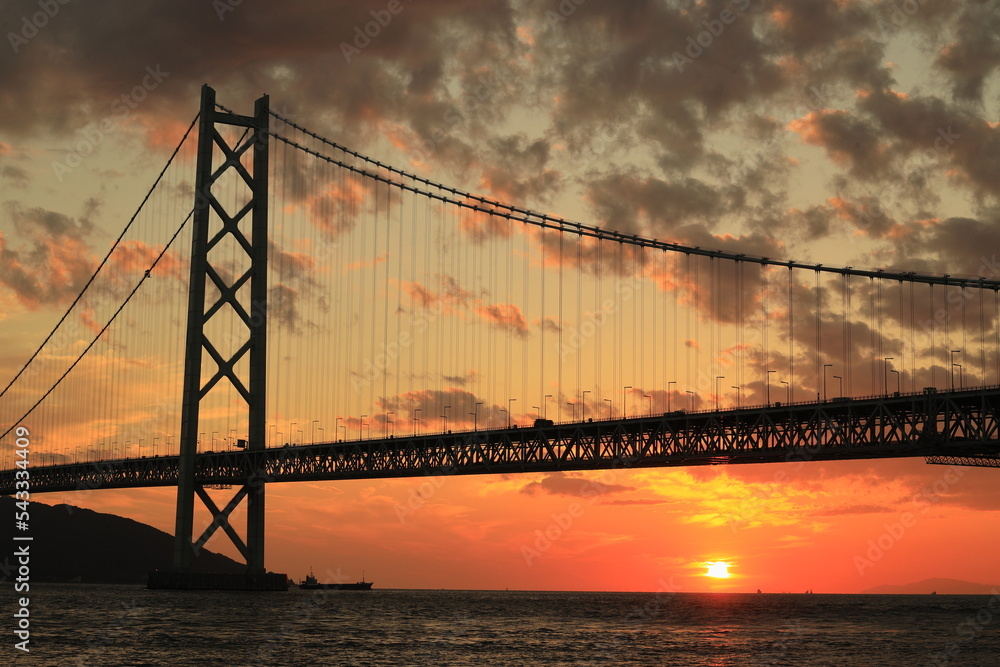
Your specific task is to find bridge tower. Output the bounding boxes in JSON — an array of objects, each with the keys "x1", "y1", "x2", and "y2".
[{"x1": 152, "y1": 85, "x2": 283, "y2": 589}]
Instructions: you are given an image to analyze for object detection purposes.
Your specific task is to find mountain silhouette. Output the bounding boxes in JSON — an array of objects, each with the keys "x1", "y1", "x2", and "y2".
[
  {"x1": 863, "y1": 578, "x2": 1000, "y2": 595},
  {"x1": 0, "y1": 497, "x2": 244, "y2": 583}
]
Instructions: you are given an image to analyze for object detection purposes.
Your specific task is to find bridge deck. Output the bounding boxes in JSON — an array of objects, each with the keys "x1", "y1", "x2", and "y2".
[{"x1": 4, "y1": 387, "x2": 1000, "y2": 495}]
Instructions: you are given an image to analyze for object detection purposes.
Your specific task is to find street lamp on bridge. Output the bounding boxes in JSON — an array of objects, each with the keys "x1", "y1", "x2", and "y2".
[
  {"x1": 823, "y1": 364, "x2": 833, "y2": 401},
  {"x1": 544, "y1": 395, "x2": 552, "y2": 419},
  {"x1": 714, "y1": 377, "x2": 724, "y2": 411},
  {"x1": 312, "y1": 420, "x2": 319, "y2": 445},
  {"x1": 890, "y1": 369, "x2": 900, "y2": 394},
  {"x1": 731, "y1": 386, "x2": 740, "y2": 408},
  {"x1": 359, "y1": 416, "x2": 367, "y2": 441},
  {"x1": 582, "y1": 391, "x2": 591, "y2": 421},
  {"x1": 767, "y1": 370, "x2": 776, "y2": 404},
  {"x1": 508, "y1": 399, "x2": 517, "y2": 428},
  {"x1": 686, "y1": 391, "x2": 694, "y2": 411},
  {"x1": 833, "y1": 375, "x2": 843, "y2": 399},
  {"x1": 604, "y1": 398, "x2": 612, "y2": 419},
  {"x1": 623, "y1": 386, "x2": 632, "y2": 418},
  {"x1": 951, "y1": 350, "x2": 962, "y2": 390},
  {"x1": 883, "y1": 358, "x2": 893, "y2": 395},
  {"x1": 413, "y1": 408, "x2": 422, "y2": 436},
  {"x1": 667, "y1": 382, "x2": 676, "y2": 412},
  {"x1": 443, "y1": 405, "x2": 451, "y2": 432},
  {"x1": 780, "y1": 380, "x2": 789, "y2": 404},
  {"x1": 644, "y1": 394, "x2": 652, "y2": 415}
]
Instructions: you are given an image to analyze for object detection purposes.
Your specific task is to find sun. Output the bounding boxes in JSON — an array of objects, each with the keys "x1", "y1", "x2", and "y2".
[{"x1": 705, "y1": 561, "x2": 731, "y2": 578}]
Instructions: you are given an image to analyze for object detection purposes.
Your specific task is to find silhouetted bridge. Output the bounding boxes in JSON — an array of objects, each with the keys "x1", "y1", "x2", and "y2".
[{"x1": 7, "y1": 387, "x2": 998, "y2": 496}]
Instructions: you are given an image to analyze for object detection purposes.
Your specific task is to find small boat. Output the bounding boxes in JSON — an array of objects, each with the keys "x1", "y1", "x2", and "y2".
[{"x1": 299, "y1": 568, "x2": 373, "y2": 590}]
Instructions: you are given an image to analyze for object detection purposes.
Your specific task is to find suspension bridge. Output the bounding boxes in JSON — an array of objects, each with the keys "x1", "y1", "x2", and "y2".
[{"x1": 1, "y1": 86, "x2": 998, "y2": 589}]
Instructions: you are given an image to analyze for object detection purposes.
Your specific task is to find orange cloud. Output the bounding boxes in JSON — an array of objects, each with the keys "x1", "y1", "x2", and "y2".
[
  {"x1": 475, "y1": 303, "x2": 529, "y2": 337},
  {"x1": 111, "y1": 240, "x2": 184, "y2": 281}
]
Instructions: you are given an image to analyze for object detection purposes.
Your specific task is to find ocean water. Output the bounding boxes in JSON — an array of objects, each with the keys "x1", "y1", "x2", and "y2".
[{"x1": 6, "y1": 585, "x2": 1000, "y2": 665}]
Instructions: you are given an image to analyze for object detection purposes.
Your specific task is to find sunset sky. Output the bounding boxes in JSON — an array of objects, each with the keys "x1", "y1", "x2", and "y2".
[{"x1": 2, "y1": 1, "x2": 1000, "y2": 593}]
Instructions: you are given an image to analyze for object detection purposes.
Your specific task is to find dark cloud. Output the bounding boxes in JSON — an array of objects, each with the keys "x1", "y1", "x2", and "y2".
[
  {"x1": 1, "y1": 165, "x2": 28, "y2": 188},
  {"x1": 813, "y1": 503, "x2": 893, "y2": 517},
  {"x1": 0, "y1": 199, "x2": 99, "y2": 308},
  {"x1": 932, "y1": 3, "x2": 1000, "y2": 102},
  {"x1": 520, "y1": 471, "x2": 633, "y2": 498},
  {"x1": 268, "y1": 283, "x2": 300, "y2": 333},
  {"x1": 586, "y1": 174, "x2": 725, "y2": 236},
  {"x1": 475, "y1": 303, "x2": 529, "y2": 337},
  {"x1": 789, "y1": 109, "x2": 894, "y2": 179},
  {"x1": 602, "y1": 498, "x2": 666, "y2": 506},
  {"x1": 377, "y1": 387, "x2": 500, "y2": 430}
]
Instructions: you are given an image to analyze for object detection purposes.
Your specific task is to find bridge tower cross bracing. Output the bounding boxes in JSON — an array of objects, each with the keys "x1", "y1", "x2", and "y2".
[{"x1": 173, "y1": 85, "x2": 270, "y2": 575}]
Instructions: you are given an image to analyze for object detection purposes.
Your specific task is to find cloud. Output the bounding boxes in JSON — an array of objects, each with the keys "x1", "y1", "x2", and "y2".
[
  {"x1": 376, "y1": 387, "x2": 500, "y2": 430},
  {"x1": 0, "y1": 200, "x2": 100, "y2": 308},
  {"x1": 812, "y1": 503, "x2": 893, "y2": 517},
  {"x1": 268, "y1": 283, "x2": 300, "y2": 332},
  {"x1": 110, "y1": 239, "x2": 185, "y2": 281},
  {"x1": 932, "y1": 4, "x2": 1000, "y2": 102},
  {"x1": 520, "y1": 471, "x2": 633, "y2": 498},
  {"x1": 474, "y1": 303, "x2": 529, "y2": 337},
  {"x1": 788, "y1": 109, "x2": 893, "y2": 179},
  {"x1": 602, "y1": 498, "x2": 667, "y2": 506},
  {"x1": 398, "y1": 274, "x2": 474, "y2": 313}
]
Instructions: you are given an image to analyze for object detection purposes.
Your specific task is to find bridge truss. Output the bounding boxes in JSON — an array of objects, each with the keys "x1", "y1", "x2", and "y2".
[{"x1": 6, "y1": 387, "x2": 999, "y2": 496}]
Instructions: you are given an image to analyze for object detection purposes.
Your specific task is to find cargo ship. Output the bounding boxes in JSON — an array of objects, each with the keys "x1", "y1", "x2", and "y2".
[{"x1": 299, "y1": 569, "x2": 373, "y2": 590}]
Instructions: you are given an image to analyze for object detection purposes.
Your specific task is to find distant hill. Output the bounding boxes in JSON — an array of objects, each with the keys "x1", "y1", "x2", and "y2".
[
  {"x1": 863, "y1": 578, "x2": 1000, "y2": 595},
  {"x1": 0, "y1": 497, "x2": 244, "y2": 584}
]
